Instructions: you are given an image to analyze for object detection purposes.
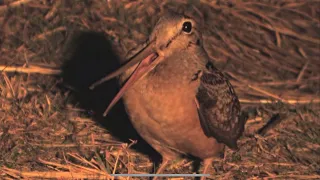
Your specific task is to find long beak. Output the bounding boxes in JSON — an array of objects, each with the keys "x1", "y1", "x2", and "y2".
[
  {"x1": 89, "y1": 41, "x2": 163, "y2": 117},
  {"x1": 89, "y1": 41, "x2": 156, "y2": 90}
]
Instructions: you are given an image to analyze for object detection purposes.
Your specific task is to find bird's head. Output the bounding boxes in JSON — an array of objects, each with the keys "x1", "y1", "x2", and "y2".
[
  {"x1": 149, "y1": 11, "x2": 203, "y2": 57},
  {"x1": 90, "y1": 11, "x2": 204, "y2": 116}
]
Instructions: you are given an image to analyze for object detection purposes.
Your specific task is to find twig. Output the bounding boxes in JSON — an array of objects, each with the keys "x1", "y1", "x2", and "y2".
[
  {"x1": 94, "y1": 149, "x2": 109, "y2": 174},
  {"x1": 296, "y1": 60, "x2": 309, "y2": 83},
  {"x1": 38, "y1": 158, "x2": 82, "y2": 171},
  {"x1": 45, "y1": 94, "x2": 51, "y2": 113},
  {"x1": 67, "y1": 153, "x2": 100, "y2": 171},
  {"x1": 62, "y1": 152, "x2": 74, "y2": 179},
  {"x1": 296, "y1": 48, "x2": 309, "y2": 82},
  {"x1": 2, "y1": 72, "x2": 16, "y2": 98},
  {"x1": 275, "y1": 31, "x2": 281, "y2": 47},
  {"x1": 32, "y1": 26, "x2": 66, "y2": 41},
  {"x1": 0, "y1": 65, "x2": 61, "y2": 75},
  {"x1": 45, "y1": 0, "x2": 62, "y2": 20},
  {"x1": 247, "y1": 85, "x2": 285, "y2": 101},
  {"x1": 239, "y1": 98, "x2": 320, "y2": 104},
  {"x1": 112, "y1": 148, "x2": 122, "y2": 180},
  {"x1": 0, "y1": 0, "x2": 33, "y2": 14}
]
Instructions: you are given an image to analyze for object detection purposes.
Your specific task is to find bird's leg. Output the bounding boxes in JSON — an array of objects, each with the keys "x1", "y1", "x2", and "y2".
[
  {"x1": 200, "y1": 158, "x2": 213, "y2": 180},
  {"x1": 152, "y1": 158, "x2": 170, "y2": 180}
]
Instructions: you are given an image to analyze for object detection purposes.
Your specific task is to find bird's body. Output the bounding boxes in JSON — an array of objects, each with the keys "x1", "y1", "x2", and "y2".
[
  {"x1": 121, "y1": 47, "x2": 225, "y2": 161},
  {"x1": 90, "y1": 11, "x2": 246, "y2": 179}
]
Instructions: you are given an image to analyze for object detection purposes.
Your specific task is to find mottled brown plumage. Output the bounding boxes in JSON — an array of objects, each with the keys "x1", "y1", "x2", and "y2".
[
  {"x1": 91, "y1": 11, "x2": 247, "y2": 179},
  {"x1": 196, "y1": 62, "x2": 247, "y2": 150}
]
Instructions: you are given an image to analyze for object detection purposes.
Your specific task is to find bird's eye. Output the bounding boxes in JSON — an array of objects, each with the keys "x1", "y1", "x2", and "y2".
[{"x1": 182, "y1": 21, "x2": 192, "y2": 33}]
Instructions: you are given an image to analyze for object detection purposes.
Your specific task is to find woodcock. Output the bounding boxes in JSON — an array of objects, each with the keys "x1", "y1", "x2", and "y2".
[{"x1": 90, "y1": 11, "x2": 247, "y2": 179}]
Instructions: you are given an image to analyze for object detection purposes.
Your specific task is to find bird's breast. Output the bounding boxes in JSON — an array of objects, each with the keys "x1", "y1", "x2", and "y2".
[
  {"x1": 131, "y1": 76, "x2": 200, "y2": 125},
  {"x1": 122, "y1": 76, "x2": 224, "y2": 159},
  {"x1": 121, "y1": 51, "x2": 205, "y2": 128}
]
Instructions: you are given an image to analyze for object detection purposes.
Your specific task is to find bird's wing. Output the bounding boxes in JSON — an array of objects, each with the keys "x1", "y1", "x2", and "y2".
[{"x1": 195, "y1": 62, "x2": 247, "y2": 150}]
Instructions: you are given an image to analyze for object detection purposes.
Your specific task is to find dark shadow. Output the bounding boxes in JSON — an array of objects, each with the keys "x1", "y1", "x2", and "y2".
[{"x1": 59, "y1": 31, "x2": 160, "y2": 164}]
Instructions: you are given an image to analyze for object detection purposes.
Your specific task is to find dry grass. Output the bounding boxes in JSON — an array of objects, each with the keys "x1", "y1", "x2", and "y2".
[{"x1": 0, "y1": 0, "x2": 319, "y2": 179}]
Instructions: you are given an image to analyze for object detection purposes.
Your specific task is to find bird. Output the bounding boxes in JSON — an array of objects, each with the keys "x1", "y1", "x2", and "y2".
[{"x1": 90, "y1": 10, "x2": 247, "y2": 180}]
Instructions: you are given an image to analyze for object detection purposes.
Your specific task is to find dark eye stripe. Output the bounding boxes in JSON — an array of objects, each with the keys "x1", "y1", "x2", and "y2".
[{"x1": 163, "y1": 30, "x2": 182, "y2": 48}]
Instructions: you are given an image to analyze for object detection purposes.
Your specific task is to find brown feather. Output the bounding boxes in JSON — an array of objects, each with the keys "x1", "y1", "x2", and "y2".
[{"x1": 196, "y1": 62, "x2": 247, "y2": 150}]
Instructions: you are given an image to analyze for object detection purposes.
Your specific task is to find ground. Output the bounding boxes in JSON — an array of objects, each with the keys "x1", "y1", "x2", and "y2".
[{"x1": 0, "y1": 0, "x2": 319, "y2": 179}]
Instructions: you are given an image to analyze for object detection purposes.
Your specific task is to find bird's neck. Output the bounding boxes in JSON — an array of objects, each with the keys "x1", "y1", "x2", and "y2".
[{"x1": 147, "y1": 48, "x2": 207, "y2": 85}]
